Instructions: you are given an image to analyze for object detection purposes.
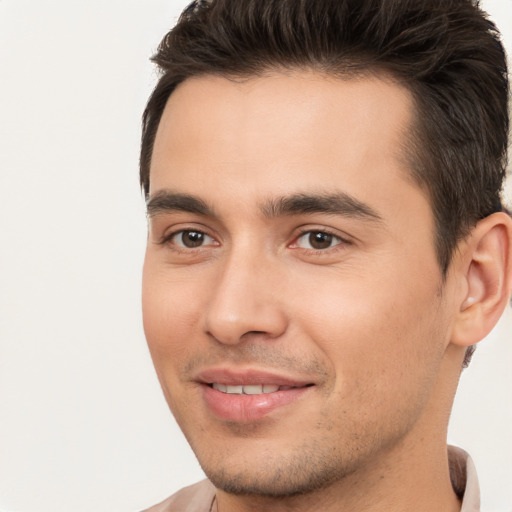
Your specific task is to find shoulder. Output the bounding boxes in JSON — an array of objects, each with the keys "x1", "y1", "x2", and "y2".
[{"x1": 141, "y1": 480, "x2": 216, "y2": 512}]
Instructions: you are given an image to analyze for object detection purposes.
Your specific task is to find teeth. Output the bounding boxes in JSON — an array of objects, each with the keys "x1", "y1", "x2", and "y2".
[
  {"x1": 243, "y1": 384, "x2": 263, "y2": 395},
  {"x1": 212, "y1": 383, "x2": 284, "y2": 395}
]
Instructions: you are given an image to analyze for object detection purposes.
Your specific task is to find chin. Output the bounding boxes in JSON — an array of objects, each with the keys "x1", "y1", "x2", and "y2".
[
  {"x1": 206, "y1": 469, "x2": 337, "y2": 498},
  {"x1": 197, "y1": 444, "x2": 354, "y2": 498}
]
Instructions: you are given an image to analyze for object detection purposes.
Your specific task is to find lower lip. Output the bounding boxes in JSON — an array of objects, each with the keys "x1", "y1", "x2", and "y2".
[{"x1": 201, "y1": 385, "x2": 311, "y2": 422}]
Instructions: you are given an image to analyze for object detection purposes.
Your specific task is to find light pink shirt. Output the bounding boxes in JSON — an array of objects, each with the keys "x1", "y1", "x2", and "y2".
[{"x1": 142, "y1": 446, "x2": 479, "y2": 512}]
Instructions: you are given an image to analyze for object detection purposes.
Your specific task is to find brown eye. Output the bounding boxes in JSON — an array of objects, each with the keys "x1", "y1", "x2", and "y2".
[
  {"x1": 172, "y1": 230, "x2": 213, "y2": 248},
  {"x1": 296, "y1": 231, "x2": 341, "y2": 250}
]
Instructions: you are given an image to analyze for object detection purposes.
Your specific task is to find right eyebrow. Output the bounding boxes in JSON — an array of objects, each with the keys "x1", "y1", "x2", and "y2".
[{"x1": 146, "y1": 190, "x2": 214, "y2": 218}]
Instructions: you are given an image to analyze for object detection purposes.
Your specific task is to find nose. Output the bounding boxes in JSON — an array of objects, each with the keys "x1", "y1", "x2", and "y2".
[{"x1": 203, "y1": 251, "x2": 288, "y2": 345}]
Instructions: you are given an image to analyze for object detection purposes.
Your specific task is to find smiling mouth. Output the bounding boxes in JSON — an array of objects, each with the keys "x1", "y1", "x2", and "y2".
[
  {"x1": 201, "y1": 378, "x2": 315, "y2": 421},
  {"x1": 210, "y1": 383, "x2": 311, "y2": 395}
]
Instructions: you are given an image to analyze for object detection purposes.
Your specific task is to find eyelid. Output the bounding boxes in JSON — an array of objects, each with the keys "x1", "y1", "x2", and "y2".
[
  {"x1": 289, "y1": 226, "x2": 352, "y2": 251},
  {"x1": 172, "y1": 230, "x2": 216, "y2": 248},
  {"x1": 154, "y1": 223, "x2": 351, "y2": 253},
  {"x1": 157, "y1": 224, "x2": 219, "y2": 247}
]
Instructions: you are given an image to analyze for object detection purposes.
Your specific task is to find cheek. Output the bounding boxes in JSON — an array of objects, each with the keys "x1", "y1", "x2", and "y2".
[
  {"x1": 292, "y1": 265, "x2": 446, "y2": 399},
  {"x1": 141, "y1": 260, "x2": 205, "y2": 369},
  {"x1": 141, "y1": 262, "x2": 209, "y2": 424}
]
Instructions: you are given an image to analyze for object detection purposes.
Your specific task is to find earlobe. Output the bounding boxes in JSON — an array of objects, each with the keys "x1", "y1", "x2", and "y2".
[{"x1": 451, "y1": 212, "x2": 512, "y2": 348}]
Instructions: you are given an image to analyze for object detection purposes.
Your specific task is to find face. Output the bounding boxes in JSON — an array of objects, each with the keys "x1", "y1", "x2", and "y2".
[{"x1": 143, "y1": 72, "x2": 457, "y2": 497}]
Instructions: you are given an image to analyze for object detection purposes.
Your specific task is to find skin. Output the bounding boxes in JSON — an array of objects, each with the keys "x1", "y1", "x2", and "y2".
[{"x1": 142, "y1": 71, "x2": 509, "y2": 512}]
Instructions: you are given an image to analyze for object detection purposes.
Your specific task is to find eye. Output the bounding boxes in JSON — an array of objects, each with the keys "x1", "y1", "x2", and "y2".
[
  {"x1": 170, "y1": 230, "x2": 215, "y2": 248},
  {"x1": 295, "y1": 230, "x2": 343, "y2": 250}
]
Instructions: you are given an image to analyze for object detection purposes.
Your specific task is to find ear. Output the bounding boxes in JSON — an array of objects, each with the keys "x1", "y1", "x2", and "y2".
[{"x1": 451, "y1": 212, "x2": 512, "y2": 348}]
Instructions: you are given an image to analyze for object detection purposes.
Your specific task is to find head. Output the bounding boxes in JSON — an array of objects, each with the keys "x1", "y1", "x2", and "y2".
[{"x1": 140, "y1": 0, "x2": 512, "y2": 505}]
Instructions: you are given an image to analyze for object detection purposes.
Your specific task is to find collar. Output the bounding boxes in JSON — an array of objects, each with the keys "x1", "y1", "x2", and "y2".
[{"x1": 449, "y1": 445, "x2": 480, "y2": 511}]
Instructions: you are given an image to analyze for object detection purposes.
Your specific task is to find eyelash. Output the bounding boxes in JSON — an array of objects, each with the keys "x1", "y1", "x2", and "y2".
[
  {"x1": 159, "y1": 228, "x2": 217, "y2": 250},
  {"x1": 291, "y1": 228, "x2": 349, "y2": 252},
  {"x1": 159, "y1": 227, "x2": 350, "y2": 254}
]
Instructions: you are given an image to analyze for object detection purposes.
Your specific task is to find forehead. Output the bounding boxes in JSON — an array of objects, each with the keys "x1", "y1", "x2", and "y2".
[
  {"x1": 149, "y1": 71, "x2": 428, "y2": 227},
  {"x1": 151, "y1": 71, "x2": 414, "y2": 180}
]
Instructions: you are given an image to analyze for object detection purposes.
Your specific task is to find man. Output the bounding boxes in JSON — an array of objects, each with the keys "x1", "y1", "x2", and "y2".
[{"x1": 140, "y1": 0, "x2": 512, "y2": 510}]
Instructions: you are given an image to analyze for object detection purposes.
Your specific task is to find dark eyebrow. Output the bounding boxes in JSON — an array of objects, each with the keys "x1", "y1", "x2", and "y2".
[
  {"x1": 261, "y1": 192, "x2": 383, "y2": 222},
  {"x1": 146, "y1": 190, "x2": 214, "y2": 217},
  {"x1": 146, "y1": 189, "x2": 382, "y2": 224}
]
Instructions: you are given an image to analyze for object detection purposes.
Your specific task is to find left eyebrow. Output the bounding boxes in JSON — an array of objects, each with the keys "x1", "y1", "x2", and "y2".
[{"x1": 260, "y1": 192, "x2": 383, "y2": 223}]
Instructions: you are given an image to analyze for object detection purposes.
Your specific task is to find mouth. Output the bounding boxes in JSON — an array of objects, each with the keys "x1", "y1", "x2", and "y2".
[
  {"x1": 196, "y1": 368, "x2": 315, "y2": 422},
  {"x1": 209, "y1": 383, "x2": 307, "y2": 395}
]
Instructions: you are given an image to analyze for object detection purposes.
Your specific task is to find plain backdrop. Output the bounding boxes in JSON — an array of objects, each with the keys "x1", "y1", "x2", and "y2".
[{"x1": 0, "y1": 1, "x2": 511, "y2": 511}]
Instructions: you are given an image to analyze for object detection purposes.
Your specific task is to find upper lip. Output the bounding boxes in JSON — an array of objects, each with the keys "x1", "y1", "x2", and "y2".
[{"x1": 195, "y1": 367, "x2": 315, "y2": 387}]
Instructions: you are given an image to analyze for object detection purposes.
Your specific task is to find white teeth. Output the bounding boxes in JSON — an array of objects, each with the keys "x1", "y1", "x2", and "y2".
[
  {"x1": 226, "y1": 385, "x2": 243, "y2": 394},
  {"x1": 211, "y1": 383, "x2": 284, "y2": 395},
  {"x1": 243, "y1": 384, "x2": 263, "y2": 395}
]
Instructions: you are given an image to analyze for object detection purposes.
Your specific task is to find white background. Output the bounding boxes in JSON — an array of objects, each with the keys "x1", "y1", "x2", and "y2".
[{"x1": 0, "y1": 1, "x2": 510, "y2": 511}]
